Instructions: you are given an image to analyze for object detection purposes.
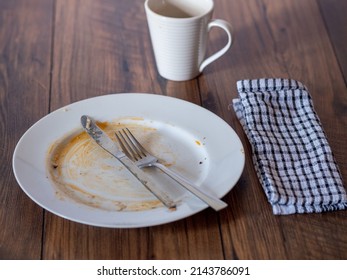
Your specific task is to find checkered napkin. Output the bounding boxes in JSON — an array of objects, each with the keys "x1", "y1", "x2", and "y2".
[{"x1": 232, "y1": 78, "x2": 347, "y2": 215}]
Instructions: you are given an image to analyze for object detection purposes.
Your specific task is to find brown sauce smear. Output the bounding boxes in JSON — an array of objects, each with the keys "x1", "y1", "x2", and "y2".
[{"x1": 47, "y1": 120, "x2": 163, "y2": 212}]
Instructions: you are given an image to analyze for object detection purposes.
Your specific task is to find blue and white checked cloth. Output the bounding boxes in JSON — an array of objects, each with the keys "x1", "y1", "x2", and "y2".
[{"x1": 233, "y1": 78, "x2": 347, "y2": 214}]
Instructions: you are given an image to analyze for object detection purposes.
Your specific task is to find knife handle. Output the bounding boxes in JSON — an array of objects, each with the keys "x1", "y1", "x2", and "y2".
[{"x1": 119, "y1": 157, "x2": 177, "y2": 209}]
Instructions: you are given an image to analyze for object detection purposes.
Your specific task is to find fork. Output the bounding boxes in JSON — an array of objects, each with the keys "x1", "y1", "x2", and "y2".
[{"x1": 115, "y1": 128, "x2": 228, "y2": 211}]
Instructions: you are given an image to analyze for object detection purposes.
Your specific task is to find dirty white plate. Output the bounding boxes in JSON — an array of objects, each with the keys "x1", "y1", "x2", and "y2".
[{"x1": 12, "y1": 93, "x2": 244, "y2": 228}]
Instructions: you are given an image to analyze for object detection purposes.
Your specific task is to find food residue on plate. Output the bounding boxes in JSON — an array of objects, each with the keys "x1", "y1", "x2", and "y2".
[{"x1": 47, "y1": 119, "x2": 170, "y2": 212}]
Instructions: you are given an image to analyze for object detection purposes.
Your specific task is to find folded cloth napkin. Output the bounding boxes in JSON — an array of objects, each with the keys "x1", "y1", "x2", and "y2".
[{"x1": 233, "y1": 78, "x2": 347, "y2": 214}]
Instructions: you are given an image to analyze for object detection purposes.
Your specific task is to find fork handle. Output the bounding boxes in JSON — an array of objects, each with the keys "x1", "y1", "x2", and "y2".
[{"x1": 153, "y1": 162, "x2": 228, "y2": 211}]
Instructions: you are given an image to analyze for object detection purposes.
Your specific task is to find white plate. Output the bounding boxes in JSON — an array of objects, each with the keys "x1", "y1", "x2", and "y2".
[{"x1": 12, "y1": 93, "x2": 244, "y2": 228}]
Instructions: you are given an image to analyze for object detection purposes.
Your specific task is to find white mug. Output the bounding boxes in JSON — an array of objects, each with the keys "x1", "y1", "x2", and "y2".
[{"x1": 144, "y1": 0, "x2": 233, "y2": 81}]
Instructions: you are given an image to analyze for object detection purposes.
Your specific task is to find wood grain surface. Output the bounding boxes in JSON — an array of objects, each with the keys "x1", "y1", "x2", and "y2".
[{"x1": 1, "y1": 0, "x2": 346, "y2": 260}]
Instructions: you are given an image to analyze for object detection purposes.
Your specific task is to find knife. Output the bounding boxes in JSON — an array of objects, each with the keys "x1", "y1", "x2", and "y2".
[{"x1": 80, "y1": 115, "x2": 176, "y2": 209}]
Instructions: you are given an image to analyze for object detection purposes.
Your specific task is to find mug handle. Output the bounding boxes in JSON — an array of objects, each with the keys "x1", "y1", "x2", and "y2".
[{"x1": 199, "y1": 19, "x2": 233, "y2": 72}]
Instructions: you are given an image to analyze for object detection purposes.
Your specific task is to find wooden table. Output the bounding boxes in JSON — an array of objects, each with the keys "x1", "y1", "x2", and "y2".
[{"x1": 1, "y1": 0, "x2": 346, "y2": 260}]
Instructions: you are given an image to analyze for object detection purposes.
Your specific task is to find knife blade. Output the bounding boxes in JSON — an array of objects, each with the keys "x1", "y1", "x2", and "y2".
[{"x1": 80, "y1": 115, "x2": 176, "y2": 209}]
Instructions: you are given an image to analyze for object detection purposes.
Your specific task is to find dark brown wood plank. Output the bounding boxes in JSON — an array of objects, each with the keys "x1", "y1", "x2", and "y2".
[
  {"x1": 43, "y1": 0, "x2": 223, "y2": 259},
  {"x1": 0, "y1": 0, "x2": 53, "y2": 259},
  {"x1": 199, "y1": 0, "x2": 347, "y2": 259},
  {"x1": 49, "y1": 0, "x2": 201, "y2": 107},
  {"x1": 317, "y1": 0, "x2": 347, "y2": 85}
]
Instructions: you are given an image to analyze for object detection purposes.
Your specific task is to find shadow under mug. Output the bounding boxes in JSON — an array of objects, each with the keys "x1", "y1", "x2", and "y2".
[{"x1": 144, "y1": 0, "x2": 233, "y2": 81}]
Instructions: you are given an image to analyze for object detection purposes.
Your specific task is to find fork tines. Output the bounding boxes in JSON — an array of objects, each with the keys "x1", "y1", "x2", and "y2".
[{"x1": 115, "y1": 128, "x2": 146, "y2": 161}]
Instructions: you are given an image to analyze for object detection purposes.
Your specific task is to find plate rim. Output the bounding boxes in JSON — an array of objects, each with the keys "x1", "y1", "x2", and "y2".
[{"x1": 12, "y1": 93, "x2": 245, "y2": 228}]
